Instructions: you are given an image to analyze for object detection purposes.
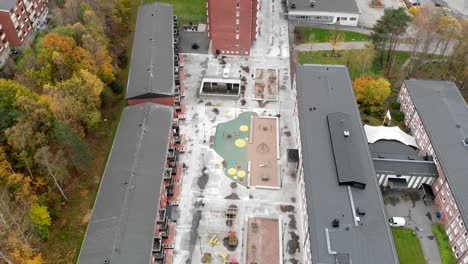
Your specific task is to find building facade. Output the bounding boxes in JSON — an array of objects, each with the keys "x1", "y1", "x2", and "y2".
[
  {"x1": 285, "y1": 0, "x2": 360, "y2": 26},
  {"x1": 398, "y1": 80, "x2": 468, "y2": 263},
  {"x1": 0, "y1": 24, "x2": 11, "y2": 67},
  {"x1": 0, "y1": 0, "x2": 48, "y2": 48},
  {"x1": 207, "y1": 0, "x2": 258, "y2": 56}
]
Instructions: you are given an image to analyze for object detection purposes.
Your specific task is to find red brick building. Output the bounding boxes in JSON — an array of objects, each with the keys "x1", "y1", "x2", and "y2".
[
  {"x1": 398, "y1": 80, "x2": 468, "y2": 263},
  {"x1": 207, "y1": 0, "x2": 258, "y2": 56},
  {"x1": 0, "y1": 24, "x2": 11, "y2": 67},
  {"x1": 0, "y1": 0, "x2": 48, "y2": 48}
]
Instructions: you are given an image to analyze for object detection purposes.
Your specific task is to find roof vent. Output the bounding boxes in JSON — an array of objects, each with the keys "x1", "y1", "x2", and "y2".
[
  {"x1": 463, "y1": 138, "x2": 468, "y2": 147},
  {"x1": 332, "y1": 219, "x2": 340, "y2": 228},
  {"x1": 290, "y1": 3, "x2": 296, "y2": 8},
  {"x1": 343, "y1": 130, "x2": 350, "y2": 137},
  {"x1": 310, "y1": 0, "x2": 316, "y2": 7}
]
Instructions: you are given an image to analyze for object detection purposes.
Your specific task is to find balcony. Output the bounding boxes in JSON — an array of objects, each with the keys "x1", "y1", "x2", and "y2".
[
  {"x1": 10, "y1": 13, "x2": 16, "y2": 22},
  {"x1": 164, "y1": 168, "x2": 172, "y2": 180},
  {"x1": 14, "y1": 20, "x2": 19, "y2": 28},
  {"x1": 172, "y1": 118, "x2": 179, "y2": 129},
  {"x1": 152, "y1": 237, "x2": 163, "y2": 253},
  {"x1": 157, "y1": 209, "x2": 167, "y2": 224},
  {"x1": 1, "y1": 33, "x2": 5, "y2": 40}
]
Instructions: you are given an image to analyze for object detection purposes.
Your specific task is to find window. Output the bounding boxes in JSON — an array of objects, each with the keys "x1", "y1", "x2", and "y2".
[
  {"x1": 236, "y1": 19, "x2": 239, "y2": 25},
  {"x1": 236, "y1": 2, "x2": 240, "y2": 8},
  {"x1": 236, "y1": 34, "x2": 239, "y2": 40},
  {"x1": 443, "y1": 196, "x2": 446, "y2": 202},
  {"x1": 340, "y1": 17, "x2": 347, "y2": 21},
  {"x1": 236, "y1": 25, "x2": 240, "y2": 32},
  {"x1": 236, "y1": 40, "x2": 239, "y2": 47},
  {"x1": 464, "y1": 231, "x2": 467, "y2": 238},
  {"x1": 350, "y1": 17, "x2": 357, "y2": 21},
  {"x1": 458, "y1": 215, "x2": 462, "y2": 220},
  {"x1": 454, "y1": 227, "x2": 459, "y2": 235},
  {"x1": 462, "y1": 244, "x2": 466, "y2": 253},
  {"x1": 236, "y1": 10, "x2": 239, "y2": 17}
]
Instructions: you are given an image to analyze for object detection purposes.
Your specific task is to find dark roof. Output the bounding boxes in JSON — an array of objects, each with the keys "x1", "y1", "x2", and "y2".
[
  {"x1": 287, "y1": 0, "x2": 360, "y2": 14},
  {"x1": 369, "y1": 140, "x2": 438, "y2": 178},
  {"x1": 78, "y1": 103, "x2": 173, "y2": 264},
  {"x1": 296, "y1": 64, "x2": 399, "y2": 264},
  {"x1": 327, "y1": 112, "x2": 367, "y2": 188},
  {"x1": 126, "y1": 3, "x2": 174, "y2": 100},
  {"x1": 404, "y1": 80, "x2": 468, "y2": 224},
  {"x1": 0, "y1": 0, "x2": 16, "y2": 11}
]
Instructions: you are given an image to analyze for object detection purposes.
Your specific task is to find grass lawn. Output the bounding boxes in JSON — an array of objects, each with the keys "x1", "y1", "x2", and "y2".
[
  {"x1": 143, "y1": 0, "x2": 207, "y2": 25},
  {"x1": 295, "y1": 26, "x2": 369, "y2": 44},
  {"x1": 392, "y1": 227, "x2": 426, "y2": 264},
  {"x1": 298, "y1": 50, "x2": 382, "y2": 78},
  {"x1": 433, "y1": 224, "x2": 457, "y2": 264}
]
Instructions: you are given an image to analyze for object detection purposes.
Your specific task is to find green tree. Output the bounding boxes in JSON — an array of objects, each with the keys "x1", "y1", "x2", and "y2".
[
  {"x1": 51, "y1": 122, "x2": 92, "y2": 173},
  {"x1": 29, "y1": 203, "x2": 51, "y2": 240},
  {"x1": 371, "y1": 8, "x2": 411, "y2": 74}
]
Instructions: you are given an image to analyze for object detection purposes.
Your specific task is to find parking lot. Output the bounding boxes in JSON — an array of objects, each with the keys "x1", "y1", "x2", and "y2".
[{"x1": 384, "y1": 189, "x2": 443, "y2": 264}]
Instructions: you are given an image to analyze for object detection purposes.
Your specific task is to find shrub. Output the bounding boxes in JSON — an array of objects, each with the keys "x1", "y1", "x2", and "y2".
[
  {"x1": 390, "y1": 100, "x2": 401, "y2": 110},
  {"x1": 110, "y1": 81, "x2": 124, "y2": 94}
]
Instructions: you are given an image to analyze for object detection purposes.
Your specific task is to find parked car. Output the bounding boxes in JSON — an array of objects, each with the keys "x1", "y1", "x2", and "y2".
[{"x1": 388, "y1": 217, "x2": 406, "y2": 227}]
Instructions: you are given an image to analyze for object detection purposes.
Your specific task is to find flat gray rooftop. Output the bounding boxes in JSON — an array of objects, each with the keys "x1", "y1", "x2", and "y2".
[
  {"x1": 126, "y1": 3, "x2": 174, "y2": 100},
  {"x1": 287, "y1": 0, "x2": 360, "y2": 14},
  {"x1": 78, "y1": 103, "x2": 173, "y2": 264},
  {"x1": 296, "y1": 64, "x2": 398, "y2": 264},
  {"x1": 0, "y1": 0, "x2": 16, "y2": 11},
  {"x1": 369, "y1": 140, "x2": 438, "y2": 178},
  {"x1": 404, "y1": 80, "x2": 468, "y2": 223}
]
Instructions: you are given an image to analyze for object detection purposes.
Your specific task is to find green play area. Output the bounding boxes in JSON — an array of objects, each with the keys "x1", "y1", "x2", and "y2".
[{"x1": 214, "y1": 112, "x2": 257, "y2": 186}]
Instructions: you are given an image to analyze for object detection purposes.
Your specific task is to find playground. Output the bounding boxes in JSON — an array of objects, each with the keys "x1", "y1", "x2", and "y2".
[
  {"x1": 214, "y1": 112, "x2": 257, "y2": 186},
  {"x1": 245, "y1": 217, "x2": 281, "y2": 264},
  {"x1": 248, "y1": 116, "x2": 279, "y2": 188}
]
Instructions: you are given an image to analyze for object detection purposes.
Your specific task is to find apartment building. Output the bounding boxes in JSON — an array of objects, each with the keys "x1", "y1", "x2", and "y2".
[
  {"x1": 0, "y1": 23, "x2": 11, "y2": 67},
  {"x1": 0, "y1": 0, "x2": 48, "y2": 48},
  {"x1": 78, "y1": 103, "x2": 177, "y2": 264},
  {"x1": 207, "y1": 0, "x2": 258, "y2": 56},
  {"x1": 285, "y1": 0, "x2": 360, "y2": 26},
  {"x1": 293, "y1": 65, "x2": 399, "y2": 264},
  {"x1": 126, "y1": 3, "x2": 186, "y2": 120},
  {"x1": 398, "y1": 80, "x2": 468, "y2": 263}
]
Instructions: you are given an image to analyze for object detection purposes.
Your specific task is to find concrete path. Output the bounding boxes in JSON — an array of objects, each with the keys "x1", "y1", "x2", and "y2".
[
  {"x1": 384, "y1": 190, "x2": 443, "y2": 264},
  {"x1": 293, "y1": 41, "x2": 453, "y2": 55}
]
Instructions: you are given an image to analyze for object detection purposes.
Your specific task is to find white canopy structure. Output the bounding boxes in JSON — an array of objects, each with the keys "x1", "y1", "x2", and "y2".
[{"x1": 364, "y1": 125, "x2": 418, "y2": 148}]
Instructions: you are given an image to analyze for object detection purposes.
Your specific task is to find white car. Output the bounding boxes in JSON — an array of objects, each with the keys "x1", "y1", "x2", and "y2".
[{"x1": 388, "y1": 217, "x2": 406, "y2": 227}]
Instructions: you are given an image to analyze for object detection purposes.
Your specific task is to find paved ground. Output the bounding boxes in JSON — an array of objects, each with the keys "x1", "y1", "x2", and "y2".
[
  {"x1": 356, "y1": 0, "x2": 407, "y2": 28},
  {"x1": 384, "y1": 189, "x2": 443, "y2": 264},
  {"x1": 179, "y1": 30, "x2": 210, "y2": 54}
]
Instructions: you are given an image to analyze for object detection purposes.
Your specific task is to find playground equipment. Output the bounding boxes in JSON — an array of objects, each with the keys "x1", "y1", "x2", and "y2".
[
  {"x1": 201, "y1": 253, "x2": 212, "y2": 263},
  {"x1": 228, "y1": 230, "x2": 238, "y2": 247}
]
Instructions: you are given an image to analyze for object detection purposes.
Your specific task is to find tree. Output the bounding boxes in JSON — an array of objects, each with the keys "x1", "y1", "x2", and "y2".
[
  {"x1": 29, "y1": 203, "x2": 51, "y2": 240},
  {"x1": 34, "y1": 146, "x2": 69, "y2": 201},
  {"x1": 51, "y1": 122, "x2": 92, "y2": 173},
  {"x1": 329, "y1": 28, "x2": 345, "y2": 56},
  {"x1": 436, "y1": 16, "x2": 462, "y2": 57},
  {"x1": 353, "y1": 76, "x2": 391, "y2": 106},
  {"x1": 365, "y1": 77, "x2": 391, "y2": 106},
  {"x1": 371, "y1": 8, "x2": 411, "y2": 74}
]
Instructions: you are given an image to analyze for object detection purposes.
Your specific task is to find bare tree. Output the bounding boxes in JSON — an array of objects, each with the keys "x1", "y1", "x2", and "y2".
[{"x1": 34, "y1": 146, "x2": 69, "y2": 201}]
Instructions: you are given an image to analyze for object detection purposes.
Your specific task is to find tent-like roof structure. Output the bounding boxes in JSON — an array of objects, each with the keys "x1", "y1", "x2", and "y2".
[{"x1": 364, "y1": 125, "x2": 418, "y2": 148}]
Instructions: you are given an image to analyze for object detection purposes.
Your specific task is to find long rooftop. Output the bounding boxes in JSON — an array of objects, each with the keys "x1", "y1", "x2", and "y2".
[
  {"x1": 126, "y1": 3, "x2": 175, "y2": 100},
  {"x1": 296, "y1": 64, "x2": 399, "y2": 264},
  {"x1": 404, "y1": 80, "x2": 468, "y2": 224},
  {"x1": 287, "y1": 0, "x2": 360, "y2": 14},
  {"x1": 78, "y1": 103, "x2": 173, "y2": 264}
]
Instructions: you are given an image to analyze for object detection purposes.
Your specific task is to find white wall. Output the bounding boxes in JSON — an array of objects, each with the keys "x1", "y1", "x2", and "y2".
[{"x1": 287, "y1": 11, "x2": 360, "y2": 26}]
